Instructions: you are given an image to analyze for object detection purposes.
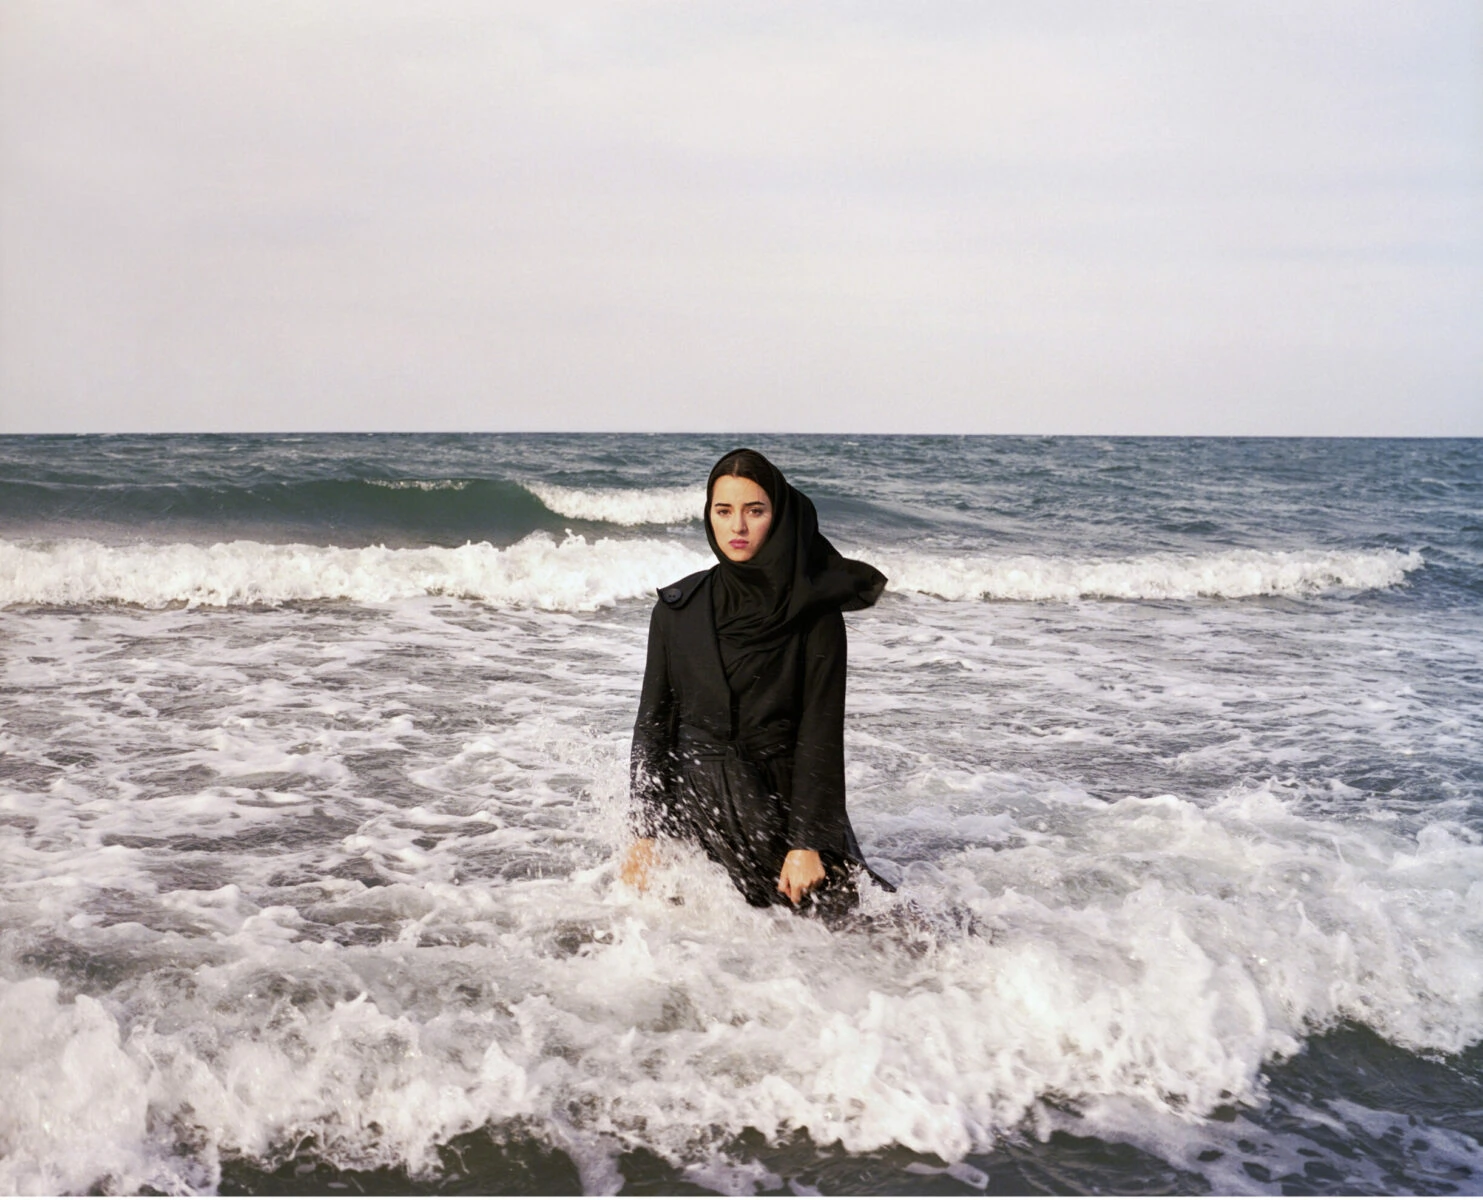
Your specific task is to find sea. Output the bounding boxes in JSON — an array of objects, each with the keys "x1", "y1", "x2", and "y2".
[{"x1": 0, "y1": 433, "x2": 1480, "y2": 1196}]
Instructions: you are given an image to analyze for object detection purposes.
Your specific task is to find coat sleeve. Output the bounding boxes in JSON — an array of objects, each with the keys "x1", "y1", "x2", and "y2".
[
  {"x1": 788, "y1": 609, "x2": 849, "y2": 851},
  {"x1": 630, "y1": 602, "x2": 678, "y2": 838}
]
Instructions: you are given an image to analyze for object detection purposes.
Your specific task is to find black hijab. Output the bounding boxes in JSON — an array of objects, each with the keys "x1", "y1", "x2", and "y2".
[{"x1": 704, "y1": 449, "x2": 886, "y2": 676}]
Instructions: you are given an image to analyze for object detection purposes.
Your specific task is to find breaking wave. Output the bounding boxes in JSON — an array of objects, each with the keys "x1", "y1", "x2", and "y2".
[
  {"x1": 522, "y1": 483, "x2": 703, "y2": 526},
  {"x1": 874, "y1": 547, "x2": 1424, "y2": 602},
  {"x1": 0, "y1": 539, "x2": 1423, "y2": 611},
  {"x1": 1, "y1": 787, "x2": 1481, "y2": 1194},
  {"x1": 0, "y1": 477, "x2": 554, "y2": 546},
  {"x1": 0, "y1": 536, "x2": 712, "y2": 611},
  {"x1": 0, "y1": 477, "x2": 702, "y2": 542},
  {"x1": 364, "y1": 479, "x2": 470, "y2": 492}
]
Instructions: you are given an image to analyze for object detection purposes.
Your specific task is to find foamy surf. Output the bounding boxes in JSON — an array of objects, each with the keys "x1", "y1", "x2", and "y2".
[
  {"x1": 0, "y1": 534, "x2": 712, "y2": 611},
  {"x1": 869, "y1": 546, "x2": 1425, "y2": 602},
  {"x1": 0, "y1": 537, "x2": 1424, "y2": 610},
  {"x1": 1, "y1": 785, "x2": 1479, "y2": 1196},
  {"x1": 2, "y1": 432, "x2": 1478, "y2": 1195},
  {"x1": 524, "y1": 482, "x2": 704, "y2": 526}
]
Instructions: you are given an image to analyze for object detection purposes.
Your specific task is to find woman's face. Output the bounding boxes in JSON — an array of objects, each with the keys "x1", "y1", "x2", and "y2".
[{"x1": 709, "y1": 474, "x2": 774, "y2": 563}]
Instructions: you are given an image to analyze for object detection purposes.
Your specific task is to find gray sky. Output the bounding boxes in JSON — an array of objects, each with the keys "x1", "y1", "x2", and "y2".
[{"x1": 2, "y1": 1, "x2": 1479, "y2": 435}]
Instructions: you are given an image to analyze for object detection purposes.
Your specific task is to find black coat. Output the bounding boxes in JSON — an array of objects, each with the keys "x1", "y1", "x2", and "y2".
[{"x1": 630, "y1": 567, "x2": 890, "y2": 909}]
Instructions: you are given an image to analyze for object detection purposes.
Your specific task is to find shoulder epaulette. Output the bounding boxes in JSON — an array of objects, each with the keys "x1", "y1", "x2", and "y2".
[{"x1": 657, "y1": 568, "x2": 711, "y2": 609}]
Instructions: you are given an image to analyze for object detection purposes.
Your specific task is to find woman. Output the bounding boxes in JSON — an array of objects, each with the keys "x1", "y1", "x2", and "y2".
[{"x1": 620, "y1": 448, "x2": 894, "y2": 915}]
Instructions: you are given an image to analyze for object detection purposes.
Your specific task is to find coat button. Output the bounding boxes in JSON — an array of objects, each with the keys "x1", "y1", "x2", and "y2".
[{"x1": 662, "y1": 587, "x2": 680, "y2": 602}]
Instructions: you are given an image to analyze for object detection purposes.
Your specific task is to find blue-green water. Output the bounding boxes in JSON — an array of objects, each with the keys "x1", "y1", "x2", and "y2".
[{"x1": 1, "y1": 434, "x2": 1479, "y2": 1194}]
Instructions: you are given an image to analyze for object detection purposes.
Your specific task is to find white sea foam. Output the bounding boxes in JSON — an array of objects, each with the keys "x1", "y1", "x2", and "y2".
[
  {"x1": 868, "y1": 546, "x2": 1425, "y2": 601},
  {"x1": 0, "y1": 978, "x2": 165, "y2": 1195},
  {"x1": 1, "y1": 572, "x2": 1479, "y2": 1193},
  {"x1": 1, "y1": 787, "x2": 1480, "y2": 1194},
  {"x1": 0, "y1": 535, "x2": 711, "y2": 611},
  {"x1": 524, "y1": 482, "x2": 704, "y2": 525},
  {"x1": 0, "y1": 538, "x2": 1422, "y2": 611}
]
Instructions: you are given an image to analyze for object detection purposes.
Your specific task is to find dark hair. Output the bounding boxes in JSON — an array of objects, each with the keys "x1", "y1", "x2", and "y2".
[{"x1": 706, "y1": 448, "x2": 781, "y2": 508}]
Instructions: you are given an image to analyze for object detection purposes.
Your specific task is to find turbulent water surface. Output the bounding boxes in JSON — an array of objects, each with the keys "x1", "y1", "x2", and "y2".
[{"x1": 1, "y1": 434, "x2": 1480, "y2": 1195}]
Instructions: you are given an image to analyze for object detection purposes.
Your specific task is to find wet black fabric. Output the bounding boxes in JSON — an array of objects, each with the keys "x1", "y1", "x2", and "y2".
[{"x1": 630, "y1": 568, "x2": 894, "y2": 910}]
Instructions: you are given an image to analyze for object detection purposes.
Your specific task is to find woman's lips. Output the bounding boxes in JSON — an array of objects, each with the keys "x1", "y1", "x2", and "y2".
[{"x1": 729, "y1": 539, "x2": 748, "y2": 549}]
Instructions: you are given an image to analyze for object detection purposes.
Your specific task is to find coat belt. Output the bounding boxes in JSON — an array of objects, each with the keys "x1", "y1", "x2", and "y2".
[{"x1": 677, "y1": 724, "x2": 793, "y2": 763}]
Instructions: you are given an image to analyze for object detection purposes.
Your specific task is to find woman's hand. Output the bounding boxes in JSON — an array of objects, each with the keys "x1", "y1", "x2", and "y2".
[
  {"x1": 620, "y1": 839, "x2": 657, "y2": 891},
  {"x1": 777, "y1": 849, "x2": 825, "y2": 905}
]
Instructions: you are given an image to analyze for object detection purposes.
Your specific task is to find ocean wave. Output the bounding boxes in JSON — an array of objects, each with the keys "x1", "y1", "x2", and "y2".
[
  {"x1": 0, "y1": 535, "x2": 712, "y2": 611},
  {"x1": 871, "y1": 547, "x2": 1424, "y2": 601},
  {"x1": 2, "y1": 788, "x2": 1480, "y2": 1194},
  {"x1": 0, "y1": 539, "x2": 1422, "y2": 610},
  {"x1": 0, "y1": 475, "x2": 702, "y2": 538},
  {"x1": 523, "y1": 483, "x2": 703, "y2": 526},
  {"x1": 0, "y1": 477, "x2": 552, "y2": 545},
  {"x1": 364, "y1": 479, "x2": 470, "y2": 492}
]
